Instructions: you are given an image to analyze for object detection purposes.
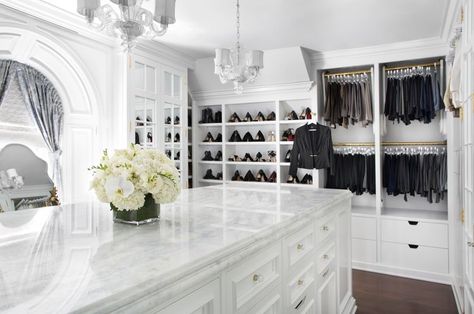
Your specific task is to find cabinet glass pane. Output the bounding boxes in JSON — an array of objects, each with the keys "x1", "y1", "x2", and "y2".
[
  {"x1": 173, "y1": 74, "x2": 181, "y2": 98},
  {"x1": 146, "y1": 66, "x2": 156, "y2": 93},
  {"x1": 164, "y1": 71, "x2": 172, "y2": 96},
  {"x1": 134, "y1": 62, "x2": 145, "y2": 90}
]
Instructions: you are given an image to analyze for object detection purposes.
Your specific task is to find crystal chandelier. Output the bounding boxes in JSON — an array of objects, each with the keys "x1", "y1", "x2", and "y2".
[
  {"x1": 214, "y1": 0, "x2": 264, "y2": 94},
  {"x1": 77, "y1": 0, "x2": 176, "y2": 51}
]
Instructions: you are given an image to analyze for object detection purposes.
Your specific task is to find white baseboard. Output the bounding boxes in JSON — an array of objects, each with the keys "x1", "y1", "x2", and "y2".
[
  {"x1": 451, "y1": 279, "x2": 463, "y2": 314},
  {"x1": 352, "y1": 261, "x2": 452, "y2": 284}
]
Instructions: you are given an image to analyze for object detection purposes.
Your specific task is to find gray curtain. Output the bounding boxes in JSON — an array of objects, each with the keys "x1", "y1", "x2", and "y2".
[
  {"x1": 16, "y1": 64, "x2": 64, "y2": 195},
  {"x1": 0, "y1": 60, "x2": 16, "y2": 106}
]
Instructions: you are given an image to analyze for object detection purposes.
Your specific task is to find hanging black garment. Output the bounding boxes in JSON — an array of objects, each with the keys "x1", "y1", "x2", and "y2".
[
  {"x1": 366, "y1": 155, "x2": 376, "y2": 194},
  {"x1": 289, "y1": 123, "x2": 335, "y2": 176}
]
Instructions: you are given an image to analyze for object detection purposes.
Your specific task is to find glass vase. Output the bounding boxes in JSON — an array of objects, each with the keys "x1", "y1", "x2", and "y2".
[{"x1": 112, "y1": 194, "x2": 160, "y2": 226}]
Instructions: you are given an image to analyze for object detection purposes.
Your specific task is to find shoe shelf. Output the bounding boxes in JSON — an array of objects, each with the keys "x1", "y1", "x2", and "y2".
[
  {"x1": 198, "y1": 123, "x2": 223, "y2": 127},
  {"x1": 279, "y1": 119, "x2": 312, "y2": 125},
  {"x1": 226, "y1": 161, "x2": 278, "y2": 166},
  {"x1": 225, "y1": 121, "x2": 276, "y2": 126},
  {"x1": 225, "y1": 142, "x2": 277, "y2": 146},
  {"x1": 199, "y1": 179, "x2": 224, "y2": 184},
  {"x1": 199, "y1": 142, "x2": 223, "y2": 146},
  {"x1": 199, "y1": 161, "x2": 223, "y2": 165},
  {"x1": 280, "y1": 142, "x2": 294, "y2": 145}
]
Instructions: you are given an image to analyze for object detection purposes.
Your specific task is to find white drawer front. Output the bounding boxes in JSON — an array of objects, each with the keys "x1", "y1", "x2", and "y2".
[
  {"x1": 285, "y1": 224, "x2": 315, "y2": 269},
  {"x1": 225, "y1": 243, "x2": 281, "y2": 314},
  {"x1": 288, "y1": 262, "x2": 315, "y2": 305},
  {"x1": 352, "y1": 216, "x2": 376, "y2": 240},
  {"x1": 249, "y1": 289, "x2": 282, "y2": 314},
  {"x1": 317, "y1": 244, "x2": 335, "y2": 275},
  {"x1": 352, "y1": 239, "x2": 376, "y2": 264},
  {"x1": 381, "y1": 218, "x2": 448, "y2": 248},
  {"x1": 316, "y1": 216, "x2": 335, "y2": 245},
  {"x1": 381, "y1": 241, "x2": 449, "y2": 274},
  {"x1": 289, "y1": 283, "x2": 315, "y2": 314}
]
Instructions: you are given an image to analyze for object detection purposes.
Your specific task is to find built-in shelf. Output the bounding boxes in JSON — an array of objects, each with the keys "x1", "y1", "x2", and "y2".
[
  {"x1": 226, "y1": 121, "x2": 276, "y2": 126},
  {"x1": 226, "y1": 161, "x2": 277, "y2": 166},
  {"x1": 280, "y1": 162, "x2": 291, "y2": 166},
  {"x1": 226, "y1": 142, "x2": 277, "y2": 146},
  {"x1": 199, "y1": 179, "x2": 224, "y2": 184},
  {"x1": 199, "y1": 161, "x2": 223, "y2": 164},
  {"x1": 199, "y1": 142, "x2": 223, "y2": 146},
  {"x1": 381, "y1": 207, "x2": 448, "y2": 222},
  {"x1": 279, "y1": 119, "x2": 312, "y2": 124},
  {"x1": 198, "y1": 123, "x2": 222, "y2": 127},
  {"x1": 280, "y1": 142, "x2": 294, "y2": 145}
]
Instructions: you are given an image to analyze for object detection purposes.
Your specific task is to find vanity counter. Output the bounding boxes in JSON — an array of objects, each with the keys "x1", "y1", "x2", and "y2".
[{"x1": 0, "y1": 184, "x2": 354, "y2": 313}]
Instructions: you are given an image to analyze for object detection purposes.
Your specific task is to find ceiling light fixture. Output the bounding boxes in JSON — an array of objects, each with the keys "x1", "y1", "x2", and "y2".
[
  {"x1": 77, "y1": 0, "x2": 176, "y2": 51},
  {"x1": 214, "y1": 0, "x2": 264, "y2": 94}
]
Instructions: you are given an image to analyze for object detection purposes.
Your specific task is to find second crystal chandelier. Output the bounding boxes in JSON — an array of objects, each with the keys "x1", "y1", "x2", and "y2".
[{"x1": 214, "y1": 0, "x2": 264, "y2": 94}]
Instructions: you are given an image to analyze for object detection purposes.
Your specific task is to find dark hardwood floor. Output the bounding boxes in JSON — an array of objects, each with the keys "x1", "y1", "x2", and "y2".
[{"x1": 353, "y1": 270, "x2": 458, "y2": 314}]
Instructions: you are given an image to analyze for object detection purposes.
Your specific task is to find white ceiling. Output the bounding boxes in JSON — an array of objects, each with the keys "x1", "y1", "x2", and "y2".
[{"x1": 42, "y1": 0, "x2": 450, "y2": 59}]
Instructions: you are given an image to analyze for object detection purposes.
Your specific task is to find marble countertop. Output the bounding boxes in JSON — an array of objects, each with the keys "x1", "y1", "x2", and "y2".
[{"x1": 0, "y1": 184, "x2": 350, "y2": 313}]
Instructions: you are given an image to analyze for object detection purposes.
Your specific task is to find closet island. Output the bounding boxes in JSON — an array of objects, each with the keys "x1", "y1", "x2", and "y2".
[{"x1": 0, "y1": 184, "x2": 354, "y2": 314}]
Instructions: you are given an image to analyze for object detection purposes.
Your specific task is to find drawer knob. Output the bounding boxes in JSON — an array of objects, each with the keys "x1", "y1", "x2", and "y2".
[
  {"x1": 321, "y1": 225, "x2": 329, "y2": 232},
  {"x1": 323, "y1": 254, "x2": 329, "y2": 260},
  {"x1": 297, "y1": 243, "x2": 304, "y2": 250},
  {"x1": 297, "y1": 279, "x2": 304, "y2": 286},
  {"x1": 252, "y1": 274, "x2": 263, "y2": 283}
]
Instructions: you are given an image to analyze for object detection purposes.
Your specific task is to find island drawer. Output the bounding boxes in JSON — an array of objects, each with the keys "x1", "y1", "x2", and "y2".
[
  {"x1": 316, "y1": 215, "x2": 336, "y2": 245},
  {"x1": 247, "y1": 286, "x2": 282, "y2": 314},
  {"x1": 381, "y1": 218, "x2": 448, "y2": 248},
  {"x1": 288, "y1": 262, "x2": 315, "y2": 306},
  {"x1": 285, "y1": 223, "x2": 315, "y2": 270},
  {"x1": 289, "y1": 282, "x2": 315, "y2": 314},
  {"x1": 352, "y1": 216, "x2": 376, "y2": 240},
  {"x1": 224, "y1": 243, "x2": 281, "y2": 314},
  {"x1": 316, "y1": 243, "x2": 335, "y2": 275},
  {"x1": 381, "y1": 241, "x2": 449, "y2": 273}
]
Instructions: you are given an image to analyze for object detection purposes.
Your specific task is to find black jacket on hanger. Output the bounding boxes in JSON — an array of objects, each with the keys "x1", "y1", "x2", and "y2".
[{"x1": 289, "y1": 123, "x2": 335, "y2": 176}]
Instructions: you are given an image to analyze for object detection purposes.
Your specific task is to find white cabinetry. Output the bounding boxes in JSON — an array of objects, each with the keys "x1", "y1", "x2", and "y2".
[{"x1": 152, "y1": 198, "x2": 355, "y2": 314}]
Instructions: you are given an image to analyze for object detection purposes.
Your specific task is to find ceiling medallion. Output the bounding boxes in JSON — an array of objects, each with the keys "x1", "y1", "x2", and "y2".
[
  {"x1": 77, "y1": 0, "x2": 176, "y2": 51},
  {"x1": 214, "y1": 0, "x2": 264, "y2": 94}
]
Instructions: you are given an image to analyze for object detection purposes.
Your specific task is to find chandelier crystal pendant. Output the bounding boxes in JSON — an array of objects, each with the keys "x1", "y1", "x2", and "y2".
[
  {"x1": 214, "y1": 0, "x2": 264, "y2": 94},
  {"x1": 77, "y1": 0, "x2": 176, "y2": 51}
]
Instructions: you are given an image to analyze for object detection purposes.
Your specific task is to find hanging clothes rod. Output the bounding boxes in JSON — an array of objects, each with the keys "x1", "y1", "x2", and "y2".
[
  {"x1": 385, "y1": 61, "x2": 441, "y2": 71},
  {"x1": 333, "y1": 141, "x2": 447, "y2": 147},
  {"x1": 324, "y1": 69, "x2": 372, "y2": 77}
]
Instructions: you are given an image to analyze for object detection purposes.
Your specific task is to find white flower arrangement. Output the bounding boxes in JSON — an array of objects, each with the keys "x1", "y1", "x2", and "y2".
[{"x1": 90, "y1": 145, "x2": 180, "y2": 211}]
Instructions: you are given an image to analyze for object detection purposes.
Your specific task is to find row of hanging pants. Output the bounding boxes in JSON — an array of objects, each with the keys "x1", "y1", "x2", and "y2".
[
  {"x1": 383, "y1": 150, "x2": 447, "y2": 203},
  {"x1": 326, "y1": 152, "x2": 376, "y2": 195}
]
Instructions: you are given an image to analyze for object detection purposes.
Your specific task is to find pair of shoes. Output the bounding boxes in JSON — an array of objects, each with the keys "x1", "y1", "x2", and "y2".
[
  {"x1": 266, "y1": 111, "x2": 276, "y2": 121},
  {"x1": 174, "y1": 116, "x2": 180, "y2": 125},
  {"x1": 174, "y1": 133, "x2": 180, "y2": 142},
  {"x1": 203, "y1": 132, "x2": 222, "y2": 142},
  {"x1": 267, "y1": 171, "x2": 277, "y2": 182},
  {"x1": 136, "y1": 116, "x2": 144, "y2": 126},
  {"x1": 228, "y1": 155, "x2": 242, "y2": 162},
  {"x1": 166, "y1": 132, "x2": 172, "y2": 142},
  {"x1": 165, "y1": 150, "x2": 171, "y2": 159},
  {"x1": 229, "y1": 112, "x2": 242, "y2": 123},
  {"x1": 286, "y1": 175, "x2": 300, "y2": 183},
  {"x1": 281, "y1": 129, "x2": 295, "y2": 141},
  {"x1": 229, "y1": 130, "x2": 265, "y2": 142},
  {"x1": 174, "y1": 151, "x2": 180, "y2": 160},
  {"x1": 285, "y1": 111, "x2": 299, "y2": 120},
  {"x1": 165, "y1": 116, "x2": 171, "y2": 124},
  {"x1": 232, "y1": 170, "x2": 273, "y2": 182},
  {"x1": 203, "y1": 169, "x2": 222, "y2": 180},
  {"x1": 231, "y1": 170, "x2": 244, "y2": 181},
  {"x1": 301, "y1": 174, "x2": 313, "y2": 184},
  {"x1": 255, "y1": 169, "x2": 268, "y2": 182},
  {"x1": 267, "y1": 150, "x2": 277, "y2": 162},
  {"x1": 299, "y1": 107, "x2": 312, "y2": 120},
  {"x1": 200, "y1": 108, "x2": 221, "y2": 124},
  {"x1": 202, "y1": 151, "x2": 222, "y2": 161},
  {"x1": 284, "y1": 150, "x2": 292, "y2": 162}
]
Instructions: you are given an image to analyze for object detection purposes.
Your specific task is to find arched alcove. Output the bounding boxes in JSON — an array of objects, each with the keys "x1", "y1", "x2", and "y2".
[{"x1": 0, "y1": 25, "x2": 101, "y2": 203}]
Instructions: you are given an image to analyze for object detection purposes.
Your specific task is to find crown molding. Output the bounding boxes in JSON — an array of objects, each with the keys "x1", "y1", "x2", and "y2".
[
  {"x1": 310, "y1": 37, "x2": 448, "y2": 70},
  {"x1": 191, "y1": 81, "x2": 314, "y2": 103},
  {"x1": 0, "y1": 0, "x2": 195, "y2": 68}
]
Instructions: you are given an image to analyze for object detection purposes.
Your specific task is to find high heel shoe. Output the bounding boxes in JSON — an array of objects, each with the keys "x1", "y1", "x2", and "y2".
[
  {"x1": 268, "y1": 150, "x2": 277, "y2": 162},
  {"x1": 174, "y1": 116, "x2": 180, "y2": 125},
  {"x1": 301, "y1": 174, "x2": 313, "y2": 184},
  {"x1": 203, "y1": 132, "x2": 215, "y2": 142},
  {"x1": 284, "y1": 150, "x2": 292, "y2": 162},
  {"x1": 174, "y1": 151, "x2": 180, "y2": 160},
  {"x1": 244, "y1": 112, "x2": 253, "y2": 122},
  {"x1": 256, "y1": 169, "x2": 268, "y2": 182},
  {"x1": 174, "y1": 133, "x2": 180, "y2": 142},
  {"x1": 255, "y1": 130, "x2": 265, "y2": 142},
  {"x1": 215, "y1": 133, "x2": 222, "y2": 142},
  {"x1": 287, "y1": 129, "x2": 295, "y2": 141},
  {"x1": 286, "y1": 111, "x2": 298, "y2": 120},
  {"x1": 268, "y1": 171, "x2": 277, "y2": 183},
  {"x1": 136, "y1": 116, "x2": 144, "y2": 126},
  {"x1": 165, "y1": 150, "x2": 171, "y2": 158},
  {"x1": 255, "y1": 112, "x2": 265, "y2": 121},
  {"x1": 287, "y1": 175, "x2": 300, "y2": 183},
  {"x1": 215, "y1": 111, "x2": 222, "y2": 123},
  {"x1": 203, "y1": 169, "x2": 216, "y2": 180},
  {"x1": 305, "y1": 107, "x2": 312, "y2": 119},
  {"x1": 166, "y1": 132, "x2": 172, "y2": 142},
  {"x1": 281, "y1": 130, "x2": 289, "y2": 141},
  {"x1": 266, "y1": 111, "x2": 276, "y2": 121},
  {"x1": 232, "y1": 170, "x2": 243, "y2": 181},
  {"x1": 299, "y1": 109, "x2": 306, "y2": 120},
  {"x1": 229, "y1": 112, "x2": 242, "y2": 123},
  {"x1": 243, "y1": 153, "x2": 254, "y2": 162},
  {"x1": 229, "y1": 130, "x2": 242, "y2": 142},
  {"x1": 244, "y1": 170, "x2": 256, "y2": 181},
  {"x1": 242, "y1": 131, "x2": 254, "y2": 142},
  {"x1": 228, "y1": 155, "x2": 242, "y2": 162},
  {"x1": 202, "y1": 151, "x2": 214, "y2": 161},
  {"x1": 199, "y1": 108, "x2": 214, "y2": 124},
  {"x1": 216, "y1": 172, "x2": 223, "y2": 180},
  {"x1": 255, "y1": 152, "x2": 263, "y2": 162},
  {"x1": 214, "y1": 150, "x2": 222, "y2": 161},
  {"x1": 165, "y1": 116, "x2": 171, "y2": 124},
  {"x1": 147, "y1": 132, "x2": 153, "y2": 142}
]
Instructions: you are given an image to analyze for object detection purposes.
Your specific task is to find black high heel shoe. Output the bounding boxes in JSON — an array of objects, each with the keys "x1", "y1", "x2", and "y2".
[
  {"x1": 287, "y1": 175, "x2": 300, "y2": 183},
  {"x1": 229, "y1": 112, "x2": 242, "y2": 123},
  {"x1": 305, "y1": 107, "x2": 312, "y2": 120},
  {"x1": 174, "y1": 116, "x2": 180, "y2": 125},
  {"x1": 284, "y1": 150, "x2": 292, "y2": 162},
  {"x1": 147, "y1": 132, "x2": 153, "y2": 142},
  {"x1": 244, "y1": 112, "x2": 253, "y2": 122},
  {"x1": 202, "y1": 151, "x2": 214, "y2": 161},
  {"x1": 174, "y1": 133, "x2": 180, "y2": 142},
  {"x1": 216, "y1": 172, "x2": 223, "y2": 180},
  {"x1": 214, "y1": 151, "x2": 222, "y2": 161},
  {"x1": 266, "y1": 111, "x2": 276, "y2": 121},
  {"x1": 215, "y1": 111, "x2": 222, "y2": 123},
  {"x1": 165, "y1": 116, "x2": 171, "y2": 124},
  {"x1": 174, "y1": 151, "x2": 180, "y2": 160},
  {"x1": 256, "y1": 169, "x2": 268, "y2": 182},
  {"x1": 215, "y1": 133, "x2": 222, "y2": 142},
  {"x1": 255, "y1": 152, "x2": 263, "y2": 162},
  {"x1": 254, "y1": 130, "x2": 265, "y2": 142},
  {"x1": 301, "y1": 174, "x2": 313, "y2": 184},
  {"x1": 232, "y1": 170, "x2": 243, "y2": 181},
  {"x1": 199, "y1": 108, "x2": 214, "y2": 124},
  {"x1": 244, "y1": 170, "x2": 256, "y2": 181},
  {"x1": 281, "y1": 130, "x2": 289, "y2": 141},
  {"x1": 243, "y1": 153, "x2": 254, "y2": 162},
  {"x1": 255, "y1": 112, "x2": 266, "y2": 121},
  {"x1": 286, "y1": 111, "x2": 298, "y2": 120},
  {"x1": 203, "y1": 169, "x2": 216, "y2": 180},
  {"x1": 203, "y1": 132, "x2": 215, "y2": 142},
  {"x1": 268, "y1": 150, "x2": 277, "y2": 162},
  {"x1": 242, "y1": 132, "x2": 254, "y2": 142},
  {"x1": 165, "y1": 150, "x2": 171, "y2": 158},
  {"x1": 166, "y1": 132, "x2": 172, "y2": 142},
  {"x1": 229, "y1": 130, "x2": 242, "y2": 142},
  {"x1": 268, "y1": 171, "x2": 277, "y2": 183}
]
